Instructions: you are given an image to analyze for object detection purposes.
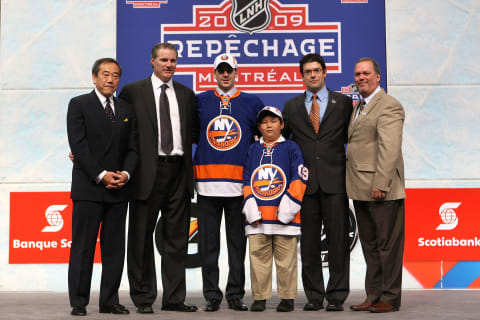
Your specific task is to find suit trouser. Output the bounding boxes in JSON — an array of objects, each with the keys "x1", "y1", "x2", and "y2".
[
  {"x1": 300, "y1": 190, "x2": 350, "y2": 305},
  {"x1": 249, "y1": 234, "x2": 298, "y2": 300},
  {"x1": 353, "y1": 199, "x2": 405, "y2": 307},
  {"x1": 68, "y1": 200, "x2": 127, "y2": 308},
  {"x1": 127, "y1": 159, "x2": 190, "y2": 307},
  {"x1": 197, "y1": 195, "x2": 246, "y2": 302}
]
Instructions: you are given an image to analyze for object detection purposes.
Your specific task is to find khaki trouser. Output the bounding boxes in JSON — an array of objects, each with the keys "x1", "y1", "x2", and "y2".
[{"x1": 248, "y1": 234, "x2": 298, "y2": 300}]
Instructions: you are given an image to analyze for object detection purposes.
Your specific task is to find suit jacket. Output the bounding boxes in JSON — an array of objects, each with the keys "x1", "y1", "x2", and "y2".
[
  {"x1": 119, "y1": 77, "x2": 199, "y2": 200},
  {"x1": 283, "y1": 90, "x2": 353, "y2": 195},
  {"x1": 67, "y1": 90, "x2": 138, "y2": 202},
  {"x1": 346, "y1": 88, "x2": 406, "y2": 201}
]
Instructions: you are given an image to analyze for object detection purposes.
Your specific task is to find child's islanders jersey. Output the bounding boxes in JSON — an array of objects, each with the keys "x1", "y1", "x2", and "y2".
[
  {"x1": 194, "y1": 89, "x2": 264, "y2": 197},
  {"x1": 243, "y1": 136, "x2": 308, "y2": 236}
]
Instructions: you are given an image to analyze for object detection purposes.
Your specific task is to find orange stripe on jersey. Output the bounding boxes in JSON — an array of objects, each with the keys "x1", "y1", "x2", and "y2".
[
  {"x1": 194, "y1": 164, "x2": 243, "y2": 180},
  {"x1": 258, "y1": 206, "x2": 301, "y2": 224},
  {"x1": 243, "y1": 186, "x2": 253, "y2": 199},
  {"x1": 287, "y1": 179, "x2": 307, "y2": 202}
]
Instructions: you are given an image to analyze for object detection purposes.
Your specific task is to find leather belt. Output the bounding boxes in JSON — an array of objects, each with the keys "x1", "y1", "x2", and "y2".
[{"x1": 157, "y1": 155, "x2": 183, "y2": 163}]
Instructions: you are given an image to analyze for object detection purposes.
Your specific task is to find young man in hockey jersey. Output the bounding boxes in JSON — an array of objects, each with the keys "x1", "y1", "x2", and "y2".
[
  {"x1": 242, "y1": 106, "x2": 308, "y2": 312},
  {"x1": 194, "y1": 53, "x2": 264, "y2": 312}
]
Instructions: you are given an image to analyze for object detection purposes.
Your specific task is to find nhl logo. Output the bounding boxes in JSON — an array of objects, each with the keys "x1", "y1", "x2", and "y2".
[{"x1": 230, "y1": 0, "x2": 272, "y2": 34}]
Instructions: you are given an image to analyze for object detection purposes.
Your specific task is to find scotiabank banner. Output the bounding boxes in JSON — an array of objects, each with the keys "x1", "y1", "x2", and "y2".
[
  {"x1": 117, "y1": 0, "x2": 386, "y2": 108},
  {"x1": 9, "y1": 192, "x2": 101, "y2": 264},
  {"x1": 404, "y1": 188, "x2": 480, "y2": 261}
]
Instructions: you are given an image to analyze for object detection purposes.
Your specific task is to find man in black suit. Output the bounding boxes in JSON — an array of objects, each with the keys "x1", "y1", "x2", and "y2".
[
  {"x1": 67, "y1": 58, "x2": 138, "y2": 316},
  {"x1": 282, "y1": 54, "x2": 352, "y2": 312},
  {"x1": 119, "y1": 42, "x2": 199, "y2": 313}
]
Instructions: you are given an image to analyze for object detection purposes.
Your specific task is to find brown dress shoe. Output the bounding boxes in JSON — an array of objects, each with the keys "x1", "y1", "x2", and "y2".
[
  {"x1": 350, "y1": 301, "x2": 374, "y2": 311},
  {"x1": 369, "y1": 301, "x2": 399, "y2": 313}
]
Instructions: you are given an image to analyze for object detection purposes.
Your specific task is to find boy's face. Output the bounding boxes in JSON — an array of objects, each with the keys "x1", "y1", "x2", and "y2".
[{"x1": 258, "y1": 115, "x2": 284, "y2": 143}]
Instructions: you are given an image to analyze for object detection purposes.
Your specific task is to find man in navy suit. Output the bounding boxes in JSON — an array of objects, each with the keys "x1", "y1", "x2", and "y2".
[
  {"x1": 282, "y1": 53, "x2": 352, "y2": 312},
  {"x1": 67, "y1": 58, "x2": 138, "y2": 316},
  {"x1": 119, "y1": 42, "x2": 199, "y2": 313}
]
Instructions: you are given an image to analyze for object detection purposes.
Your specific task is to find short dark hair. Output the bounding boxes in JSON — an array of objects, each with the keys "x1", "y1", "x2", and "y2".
[
  {"x1": 356, "y1": 57, "x2": 381, "y2": 75},
  {"x1": 299, "y1": 53, "x2": 326, "y2": 74},
  {"x1": 91, "y1": 58, "x2": 122, "y2": 77},
  {"x1": 151, "y1": 42, "x2": 178, "y2": 59}
]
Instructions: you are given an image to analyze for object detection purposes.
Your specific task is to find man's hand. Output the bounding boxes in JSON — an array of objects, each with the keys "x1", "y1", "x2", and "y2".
[
  {"x1": 69, "y1": 152, "x2": 74, "y2": 162},
  {"x1": 102, "y1": 171, "x2": 127, "y2": 189},
  {"x1": 371, "y1": 187, "x2": 386, "y2": 200}
]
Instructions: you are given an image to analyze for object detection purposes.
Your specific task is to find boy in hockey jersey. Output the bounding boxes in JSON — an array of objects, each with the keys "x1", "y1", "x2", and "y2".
[
  {"x1": 194, "y1": 53, "x2": 264, "y2": 312},
  {"x1": 242, "y1": 106, "x2": 308, "y2": 312}
]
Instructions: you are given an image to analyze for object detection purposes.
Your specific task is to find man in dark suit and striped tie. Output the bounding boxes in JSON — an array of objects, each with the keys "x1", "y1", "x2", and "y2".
[
  {"x1": 67, "y1": 57, "x2": 138, "y2": 316},
  {"x1": 282, "y1": 53, "x2": 353, "y2": 312}
]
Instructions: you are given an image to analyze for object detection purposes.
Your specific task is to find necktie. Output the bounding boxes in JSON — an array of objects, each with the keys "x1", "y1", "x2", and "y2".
[
  {"x1": 309, "y1": 94, "x2": 320, "y2": 134},
  {"x1": 105, "y1": 98, "x2": 114, "y2": 122},
  {"x1": 160, "y1": 83, "x2": 173, "y2": 154},
  {"x1": 359, "y1": 99, "x2": 366, "y2": 112}
]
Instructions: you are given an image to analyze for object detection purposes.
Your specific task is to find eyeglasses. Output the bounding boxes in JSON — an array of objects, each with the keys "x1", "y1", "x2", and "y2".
[{"x1": 302, "y1": 68, "x2": 323, "y2": 76}]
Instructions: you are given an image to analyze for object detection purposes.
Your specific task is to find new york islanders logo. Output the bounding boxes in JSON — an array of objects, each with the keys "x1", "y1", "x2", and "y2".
[
  {"x1": 207, "y1": 115, "x2": 242, "y2": 151},
  {"x1": 251, "y1": 164, "x2": 286, "y2": 200}
]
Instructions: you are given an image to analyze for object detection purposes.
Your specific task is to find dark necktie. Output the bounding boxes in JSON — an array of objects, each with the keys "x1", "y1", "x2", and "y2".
[
  {"x1": 160, "y1": 83, "x2": 173, "y2": 154},
  {"x1": 105, "y1": 98, "x2": 114, "y2": 122},
  {"x1": 309, "y1": 94, "x2": 320, "y2": 134}
]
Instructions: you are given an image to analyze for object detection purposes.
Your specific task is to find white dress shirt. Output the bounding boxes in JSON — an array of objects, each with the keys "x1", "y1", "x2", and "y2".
[{"x1": 151, "y1": 73, "x2": 183, "y2": 156}]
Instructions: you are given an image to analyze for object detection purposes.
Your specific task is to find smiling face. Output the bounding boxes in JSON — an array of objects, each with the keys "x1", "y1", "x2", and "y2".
[
  {"x1": 214, "y1": 63, "x2": 237, "y2": 92},
  {"x1": 92, "y1": 62, "x2": 120, "y2": 97},
  {"x1": 301, "y1": 61, "x2": 327, "y2": 94},
  {"x1": 151, "y1": 48, "x2": 177, "y2": 82},
  {"x1": 258, "y1": 114, "x2": 284, "y2": 144},
  {"x1": 354, "y1": 60, "x2": 380, "y2": 98}
]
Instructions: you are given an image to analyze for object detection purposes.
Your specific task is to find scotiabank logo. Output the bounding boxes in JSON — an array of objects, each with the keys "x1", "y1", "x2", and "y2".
[
  {"x1": 404, "y1": 189, "x2": 480, "y2": 261},
  {"x1": 162, "y1": 0, "x2": 341, "y2": 93},
  {"x1": 9, "y1": 192, "x2": 101, "y2": 264},
  {"x1": 436, "y1": 202, "x2": 461, "y2": 230},
  {"x1": 41, "y1": 205, "x2": 68, "y2": 232}
]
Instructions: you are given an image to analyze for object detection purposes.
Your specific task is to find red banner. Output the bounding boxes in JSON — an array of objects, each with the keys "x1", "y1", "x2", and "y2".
[
  {"x1": 404, "y1": 188, "x2": 480, "y2": 261},
  {"x1": 9, "y1": 192, "x2": 101, "y2": 264}
]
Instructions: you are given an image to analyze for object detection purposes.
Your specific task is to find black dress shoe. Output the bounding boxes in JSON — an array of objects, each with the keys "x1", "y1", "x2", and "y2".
[
  {"x1": 161, "y1": 302, "x2": 198, "y2": 312},
  {"x1": 99, "y1": 304, "x2": 130, "y2": 314},
  {"x1": 250, "y1": 300, "x2": 266, "y2": 312},
  {"x1": 276, "y1": 299, "x2": 294, "y2": 312},
  {"x1": 205, "y1": 299, "x2": 220, "y2": 312},
  {"x1": 227, "y1": 298, "x2": 248, "y2": 311},
  {"x1": 71, "y1": 306, "x2": 87, "y2": 316},
  {"x1": 136, "y1": 305, "x2": 154, "y2": 314},
  {"x1": 303, "y1": 301, "x2": 323, "y2": 311},
  {"x1": 326, "y1": 303, "x2": 344, "y2": 311}
]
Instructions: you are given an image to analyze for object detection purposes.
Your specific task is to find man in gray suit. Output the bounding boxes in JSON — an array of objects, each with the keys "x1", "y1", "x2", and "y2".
[
  {"x1": 347, "y1": 57, "x2": 405, "y2": 313},
  {"x1": 119, "y1": 42, "x2": 199, "y2": 313}
]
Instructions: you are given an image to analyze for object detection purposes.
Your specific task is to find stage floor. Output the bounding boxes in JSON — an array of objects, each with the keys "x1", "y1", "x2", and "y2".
[{"x1": 1, "y1": 290, "x2": 479, "y2": 319}]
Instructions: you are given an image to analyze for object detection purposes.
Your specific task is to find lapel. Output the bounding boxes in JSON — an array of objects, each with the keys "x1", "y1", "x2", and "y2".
[
  {"x1": 294, "y1": 93, "x2": 317, "y2": 134},
  {"x1": 348, "y1": 88, "x2": 385, "y2": 138},
  {"x1": 142, "y1": 78, "x2": 159, "y2": 136},
  {"x1": 89, "y1": 90, "x2": 112, "y2": 129},
  {"x1": 320, "y1": 89, "x2": 336, "y2": 126},
  {"x1": 89, "y1": 90, "x2": 113, "y2": 148}
]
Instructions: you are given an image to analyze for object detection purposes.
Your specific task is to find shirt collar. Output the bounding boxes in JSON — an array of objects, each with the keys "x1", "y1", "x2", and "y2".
[
  {"x1": 363, "y1": 85, "x2": 381, "y2": 105},
  {"x1": 306, "y1": 86, "x2": 328, "y2": 102},
  {"x1": 216, "y1": 86, "x2": 237, "y2": 97},
  {"x1": 94, "y1": 88, "x2": 112, "y2": 105},
  {"x1": 151, "y1": 73, "x2": 174, "y2": 89},
  {"x1": 259, "y1": 135, "x2": 285, "y2": 145}
]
